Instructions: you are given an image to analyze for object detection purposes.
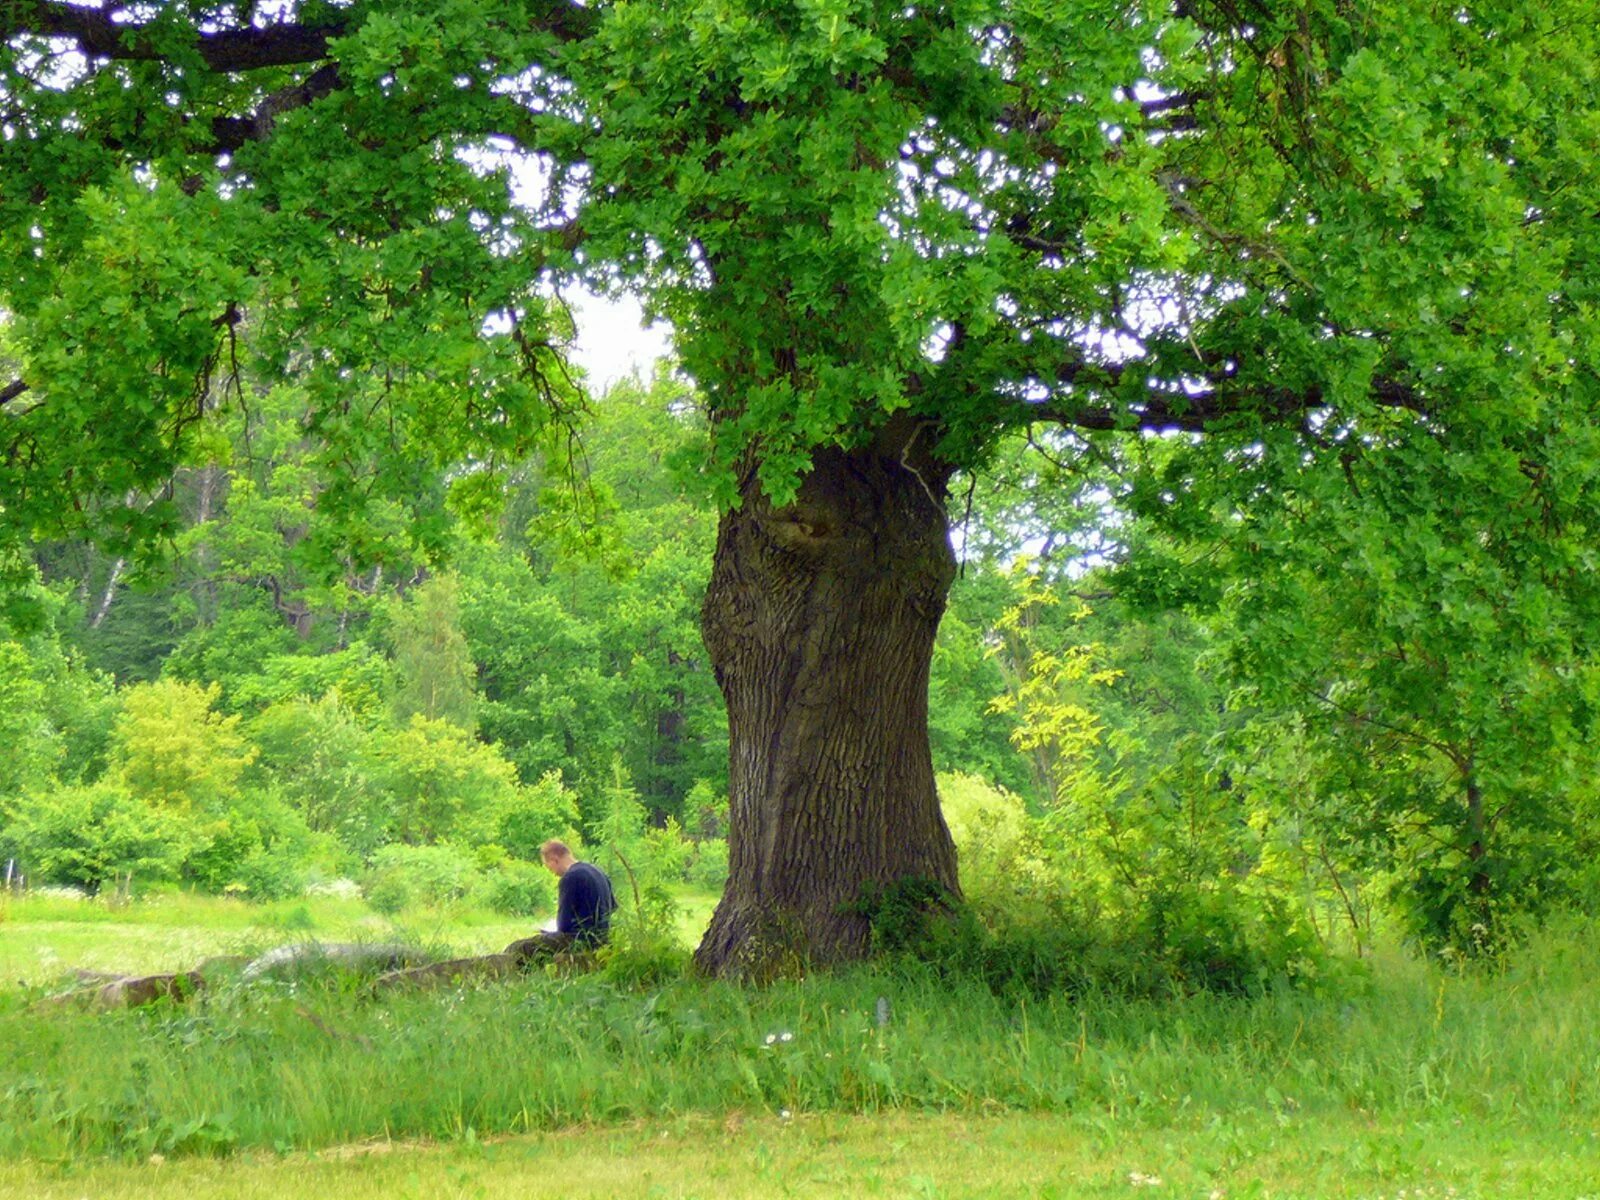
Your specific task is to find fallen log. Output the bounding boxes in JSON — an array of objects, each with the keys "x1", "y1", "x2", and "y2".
[{"x1": 370, "y1": 952, "x2": 519, "y2": 992}]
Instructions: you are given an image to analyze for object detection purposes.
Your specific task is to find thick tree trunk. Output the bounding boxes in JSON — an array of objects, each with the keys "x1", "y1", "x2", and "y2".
[{"x1": 694, "y1": 435, "x2": 960, "y2": 977}]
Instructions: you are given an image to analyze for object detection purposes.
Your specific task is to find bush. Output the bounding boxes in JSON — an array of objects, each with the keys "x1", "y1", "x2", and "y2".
[
  {"x1": 938, "y1": 771, "x2": 1047, "y2": 898},
  {"x1": 638, "y1": 817, "x2": 694, "y2": 882},
  {"x1": 686, "y1": 837, "x2": 729, "y2": 889},
  {"x1": 249, "y1": 692, "x2": 389, "y2": 858},
  {"x1": 598, "y1": 881, "x2": 688, "y2": 986},
  {"x1": 855, "y1": 870, "x2": 1331, "y2": 1000},
  {"x1": 364, "y1": 843, "x2": 480, "y2": 911},
  {"x1": 113, "y1": 679, "x2": 256, "y2": 810},
  {"x1": 495, "y1": 770, "x2": 581, "y2": 861},
  {"x1": 179, "y1": 790, "x2": 333, "y2": 897},
  {"x1": 479, "y1": 859, "x2": 553, "y2": 917},
  {"x1": 231, "y1": 844, "x2": 313, "y2": 901},
  {"x1": 0, "y1": 639, "x2": 63, "y2": 798},
  {"x1": 374, "y1": 717, "x2": 522, "y2": 846},
  {"x1": 1136, "y1": 886, "x2": 1326, "y2": 996},
  {"x1": 924, "y1": 771, "x2": 1336, "y2": 998},
  {"x1": 0, "y1": 780, "x2": 189, "y2": 893},
  {"x1": 364, "y1": 872, "x2": 413, "y2": 916},
  {"x1": 182, "y1": 814, "x2": 266, "y2": 894},
  {"x1": 683, "y1": 778, "x2": 728, "y2": 840}
]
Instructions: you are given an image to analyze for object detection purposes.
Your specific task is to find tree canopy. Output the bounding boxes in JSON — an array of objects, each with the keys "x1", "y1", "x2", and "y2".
[{"x1": 6, "y1": 2, "x2": 1592, "y2": 523}]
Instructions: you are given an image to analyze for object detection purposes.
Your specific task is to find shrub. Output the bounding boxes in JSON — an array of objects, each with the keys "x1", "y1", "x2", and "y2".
[
  {"x1": 364, "y1": 872, "x2": 413, "y2": 916},
  {"x1": 231, "y1": 845, "x2": 313, "y2": 901},
  {"x1": 0, "y1": 609, "x2": 117, "y2": 798},
  {"x1": 598, "y1": 881, "x2": 688, "y2": 986},
  {"x1": 479, "y1": 859, "x2": 553, "y2": 917},
  {"x1": 1137, "y1": 886, "x2": 1326, "y2": 996},
  {"x1": 249, "y1": 692, "x2": 389, "y2": 857},
  {"x1": 938, "y1": 771, "x2": 1048, "y2": 898},
  {"x1": 683, "y1": 778, "x2": 728, "y2": 840},
  {"x1": 855, "y1": 868, "x2": 1331, "y2": 1000},
  {"x1": 638, "y1": 817, "x2": 694, "y2": 882},
  {"x1": 364, "y1": 843, "x2": 480, "y2": 910},
  {"x1": 924, "y1": 770, "x2": 1336, "y2": 998},
  {"x1": 686, "y1": 837, "x2": 729, "y2": 889},
  {"x1": 182, "y1": 814, "x2": 266, "y2": 893},
  {"x1": 373, "y1": 717, "x2": 521, "y2": 846},
  {"x1": 179, "y1": 790, "x2": 333, "y2": 897},
  {"x1": 112, "y1": 679, "x2": 256, "y2": 810},
  {"x1": 495, "y1": 769, "x2": 581, "y2": 861},
  {"x1": 1, "y1": 780, "x2": 189, "y2": 893},
  {"x1": 0, "y1": 638, "x2": 60, "y2": 799}
]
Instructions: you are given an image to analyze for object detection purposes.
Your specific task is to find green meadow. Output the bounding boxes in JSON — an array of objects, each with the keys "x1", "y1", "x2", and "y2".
[
  {"x1": 0, "y1": 890, "x2": 721, "y2": 987},
  {"x1": 3, "y1": 893, "x2": 1598, "y2": 1198}
]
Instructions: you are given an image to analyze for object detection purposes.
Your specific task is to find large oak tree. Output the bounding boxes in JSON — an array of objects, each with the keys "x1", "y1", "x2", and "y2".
[{"x1": 2, "y1": 0, "x2": 1595, "y2": 972}]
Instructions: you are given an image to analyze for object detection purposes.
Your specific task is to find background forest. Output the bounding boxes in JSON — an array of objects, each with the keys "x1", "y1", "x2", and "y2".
[{"x1": 7, "y1": 361, "x2": 1596, "y2": 988}]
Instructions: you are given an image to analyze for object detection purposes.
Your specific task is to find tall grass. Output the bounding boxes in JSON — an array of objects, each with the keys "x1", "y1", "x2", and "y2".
[{"x1": 4, "y1": 913, "x2": 1598, "y2": 1162}]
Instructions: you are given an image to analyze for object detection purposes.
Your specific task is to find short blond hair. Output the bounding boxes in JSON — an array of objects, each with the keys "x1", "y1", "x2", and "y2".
[{"x1": 540, "y1": 839, "x2": 572, "y2": 860}]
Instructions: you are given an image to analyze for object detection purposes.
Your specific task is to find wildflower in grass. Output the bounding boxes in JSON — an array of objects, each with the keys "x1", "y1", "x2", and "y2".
[{"x1": 1129, "y1": 1171, "x2": 1163, "y2": 1187}]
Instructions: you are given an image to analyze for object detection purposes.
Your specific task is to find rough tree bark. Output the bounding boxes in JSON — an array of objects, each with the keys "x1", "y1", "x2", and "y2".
[{"x1": 695, "y1": 427, "x2": 961, "y2": 977}]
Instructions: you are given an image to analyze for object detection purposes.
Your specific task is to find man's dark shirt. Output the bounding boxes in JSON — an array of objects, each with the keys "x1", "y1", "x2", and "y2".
[{"x1": 556, "y1": 861, "x2": 616, "y2": 946}]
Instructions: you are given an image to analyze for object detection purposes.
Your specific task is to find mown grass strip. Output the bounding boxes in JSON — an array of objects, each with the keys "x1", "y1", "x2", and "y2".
[{"x1": 5, "y1": 1112, "x2": 1598, "y2": 1200}]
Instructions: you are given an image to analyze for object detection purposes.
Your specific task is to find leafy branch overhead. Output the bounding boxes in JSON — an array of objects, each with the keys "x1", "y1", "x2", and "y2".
[{"x1": 5, "y1": 0, "x2": 1590, "y2": 529}]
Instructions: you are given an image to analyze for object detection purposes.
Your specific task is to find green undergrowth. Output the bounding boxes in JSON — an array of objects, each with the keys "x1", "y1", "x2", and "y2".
[
  {"x1": 3, "y1": 917, "x2": 1598, "y2": 1164},
  {"x1": 859, "y1": 876, "x2": 1344, "y2": 1002}
]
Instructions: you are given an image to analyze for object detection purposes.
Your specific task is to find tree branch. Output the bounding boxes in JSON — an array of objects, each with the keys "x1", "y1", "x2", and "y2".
[
  {"x1": 1021, "y1": 361, "x2": 1426, "y2": 435},
  {"x1": 996, "y1": 90, "x2": 1204, "y2": 157},
  {"x1": 1138, "y1": 91, "x2": 1204, "y2": 120},
  {"x1": 207, "y1": 62, "x2": 343, "y2": 152},
  {"x1": 1, "y1": 379, "x2": 28, "y2": 405},
  {"x1": 8, "y1": 4, "x2": 598, "y2": 156},
  {"x1": 1139, "y1": 93, "x2": 1201, "y2": 133},
  {"x1": 5, "y1": 2, "x2": 348, "y2": 70},
  {"x1": 5, "y1": 0, "x2": 600, "y2": 71}
]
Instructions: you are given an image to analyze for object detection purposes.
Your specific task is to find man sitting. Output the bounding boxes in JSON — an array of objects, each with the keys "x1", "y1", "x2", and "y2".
[{"x1": 504, "y1": 840, "x2": 617, "y2": 965}]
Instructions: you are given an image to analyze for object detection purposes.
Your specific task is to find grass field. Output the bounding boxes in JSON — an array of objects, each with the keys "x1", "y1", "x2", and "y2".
[
  {"x1": 3, "y1": 891, "x2": 1597, "y2": 1197},
  {"x1": 6, "y1": 1110, "x2": 1596, "y2": 1199},
  {"x1": 0, "y1": 888, "x2": 720, "y2": 985}
]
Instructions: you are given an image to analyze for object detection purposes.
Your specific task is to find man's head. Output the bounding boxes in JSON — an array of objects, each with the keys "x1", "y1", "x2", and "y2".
[{"x1": 540, "y1": 839, "x2": 576, "y2": 877}]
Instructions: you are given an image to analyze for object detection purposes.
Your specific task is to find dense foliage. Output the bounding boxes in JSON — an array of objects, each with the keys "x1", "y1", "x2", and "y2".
[
  {"x1": 3, "y1": 1, "x2": 1598, "y2": 967},
  {"x1": 4, "y1": 365, "x2": 1600, "y2": 967},
  {"x1": 1, "y1": 377, "x2": 735, "y2": 910}
]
